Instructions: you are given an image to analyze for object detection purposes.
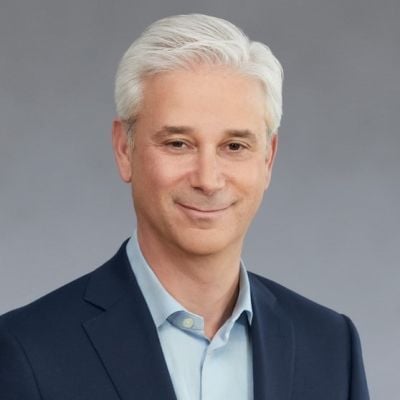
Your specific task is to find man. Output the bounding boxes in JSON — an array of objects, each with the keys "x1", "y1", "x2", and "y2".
[{"x1": 0, "y1": 14, "x2": 369, "y2": 399}]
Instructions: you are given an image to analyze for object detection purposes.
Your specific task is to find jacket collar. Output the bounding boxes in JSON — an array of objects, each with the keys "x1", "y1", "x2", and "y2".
[
  {"x1": 249, "y1": 273, "x2": 295, "y2": 400},
  {"x1": 82, "y1": 240, "x2": 177, "y2": 400}
]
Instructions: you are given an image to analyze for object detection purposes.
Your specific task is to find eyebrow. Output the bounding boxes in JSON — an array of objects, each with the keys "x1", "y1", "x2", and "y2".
[
  {"x1": 224, "y1": 129, "x2": 259, "y2": 144},
  {"x1": 152, "y1": 125, "x2": 259, "y2": 144}
]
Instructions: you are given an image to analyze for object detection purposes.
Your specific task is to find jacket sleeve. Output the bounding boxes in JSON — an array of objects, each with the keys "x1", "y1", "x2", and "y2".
[
  {"x1": 342, "y1": 315, "x2": 370, "y2": 400},
  {"x1": 0, "y1": 323, "x2": 43, "y2": 400}
]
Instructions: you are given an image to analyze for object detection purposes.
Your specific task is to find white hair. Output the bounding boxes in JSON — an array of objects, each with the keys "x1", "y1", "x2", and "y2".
[{"x1": 115, "y1": 14, "x2": 283, "y2": 139}]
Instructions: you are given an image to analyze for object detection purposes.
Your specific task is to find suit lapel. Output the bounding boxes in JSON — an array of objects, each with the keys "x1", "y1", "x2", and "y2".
[
  {"x1": 82, "y1": 241, "x2": 177, "y2": 400},
  {"x1": 249, "y1": 274, "x2": 295, "y2": 400}
]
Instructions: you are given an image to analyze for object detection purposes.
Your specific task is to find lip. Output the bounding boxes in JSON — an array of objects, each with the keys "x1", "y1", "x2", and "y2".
[{"x1": 177, "y1": 203, "x2": 230, "y2": 218}]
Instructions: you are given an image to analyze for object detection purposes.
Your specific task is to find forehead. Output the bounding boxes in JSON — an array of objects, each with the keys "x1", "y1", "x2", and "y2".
[{"x1": 137, "y1": 65, "x2": 267, "y2": 134}]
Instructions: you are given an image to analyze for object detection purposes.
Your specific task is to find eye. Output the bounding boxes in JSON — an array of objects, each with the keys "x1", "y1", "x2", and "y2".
[
  {"x1": 227, "y1": 142, "x2": 245, "y2": 151},
  {"x1": 167, "y1": 140, "x2": 187, "y2": 149}
]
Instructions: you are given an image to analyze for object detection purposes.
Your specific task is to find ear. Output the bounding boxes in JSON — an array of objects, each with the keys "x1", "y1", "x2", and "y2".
[
  {"x1": 112, "y1": 118, "x2": 132, "y2": 183},
  {"x1": 264, "y1": 133, "x2": 278, "y2": 190}
]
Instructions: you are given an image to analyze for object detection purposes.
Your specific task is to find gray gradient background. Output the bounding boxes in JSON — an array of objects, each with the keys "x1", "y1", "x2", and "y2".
[{"x1": 1, "y1": 0, "x2": 398, "y2": 398}]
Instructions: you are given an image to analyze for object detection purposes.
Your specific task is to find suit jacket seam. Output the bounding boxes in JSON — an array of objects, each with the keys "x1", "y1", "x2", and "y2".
[
  {"x1": 340, "y1": 313, "x2": 354, "y2": 399},
  {"x1": 2, "y1": 325, "x2": 44, "y2": 400}
]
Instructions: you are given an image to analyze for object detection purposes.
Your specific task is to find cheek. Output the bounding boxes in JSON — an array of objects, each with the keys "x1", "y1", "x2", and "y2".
[
  {"x1": 232, "y1": 162, "x2": 268, "y2": 218},
  {"x1": 234, "y1": 159, "x2": 268, "y2": 193},
  {"x1": 131, "y1": 151, "x2": 185, "y2": 196}
]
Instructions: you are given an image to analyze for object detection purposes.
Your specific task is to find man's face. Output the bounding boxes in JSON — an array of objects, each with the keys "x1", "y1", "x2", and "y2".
[{"x1": 114, "y1": 65, "x2": 277, "y2": 257}]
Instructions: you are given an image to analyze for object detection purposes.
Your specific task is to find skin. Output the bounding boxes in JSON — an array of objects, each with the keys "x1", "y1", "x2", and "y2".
[{"x1": 112, "y1": 64, "x2": 277, "y2": 338}]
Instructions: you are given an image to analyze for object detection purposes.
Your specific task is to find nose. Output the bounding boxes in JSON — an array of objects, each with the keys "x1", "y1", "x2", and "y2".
[{"x1": 189, "y1": 147, "x2": 225, "y2": 195}]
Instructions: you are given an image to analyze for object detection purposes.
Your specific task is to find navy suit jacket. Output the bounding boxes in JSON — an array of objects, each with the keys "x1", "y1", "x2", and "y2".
[{"x1": 0, "y1": 240, "x2": 369, "y2": 399}]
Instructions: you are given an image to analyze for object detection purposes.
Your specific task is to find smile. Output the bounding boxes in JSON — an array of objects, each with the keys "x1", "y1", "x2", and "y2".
[{"x1": 177, "y1": 203, "x2": 231, "y2": 218}]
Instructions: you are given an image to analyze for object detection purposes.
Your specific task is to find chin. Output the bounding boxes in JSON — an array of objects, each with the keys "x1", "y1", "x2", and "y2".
[{"x1": 173, "y1": 227, "x2": 240, "y2": 257}]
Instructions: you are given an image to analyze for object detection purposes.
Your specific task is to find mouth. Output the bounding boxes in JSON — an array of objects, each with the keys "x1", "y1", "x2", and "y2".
[
  {"x1": 178, "y1": 204, "x2": 230, "y2": 213},
  {"x1": 176, "y1": 202, "x2": 231, "y2": 218}
]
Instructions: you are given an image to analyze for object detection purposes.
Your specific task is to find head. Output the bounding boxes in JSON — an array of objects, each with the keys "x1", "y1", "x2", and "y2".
[
  {"x1": 115, "y1": 13, "x2": 283, "y2": 144},
  {"x1": 112, "y1": 14, "x2": 283, "y2": 257}
]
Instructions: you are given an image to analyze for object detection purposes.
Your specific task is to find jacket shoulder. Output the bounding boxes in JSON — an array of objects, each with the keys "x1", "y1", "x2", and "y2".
[
  {"x1": 0, "y1": 239, "x2": 131, "y2": 337},
  {"x1": 249, "y1": 271, "x2": 347, "y2": 328},
  {"x1": 248, "y1": 272, "x2": 370, "y2": 398},
  {"x1": 0, "y1": 269, "x2": 93, "y2": 337}
]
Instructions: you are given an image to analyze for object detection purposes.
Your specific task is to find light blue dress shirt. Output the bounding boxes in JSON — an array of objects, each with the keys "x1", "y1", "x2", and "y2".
[{"x1": 126, "y1": 232, "x2": 254, "y2": 400}]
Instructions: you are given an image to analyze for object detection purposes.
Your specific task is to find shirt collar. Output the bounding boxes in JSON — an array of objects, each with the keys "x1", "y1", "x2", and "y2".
[{"x1": 125, "y1": 231, "x2": 253, "y2": 329}]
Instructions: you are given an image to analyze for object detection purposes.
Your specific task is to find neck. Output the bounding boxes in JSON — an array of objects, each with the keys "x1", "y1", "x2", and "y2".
[{"x1": 136, "y1": 228, "x2": 243, "y2": 339}]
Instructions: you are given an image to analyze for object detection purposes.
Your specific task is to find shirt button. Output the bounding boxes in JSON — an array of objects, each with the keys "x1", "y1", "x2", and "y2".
[{"x1": 182, "y1": 317, "x2": 194, "y2": 329}]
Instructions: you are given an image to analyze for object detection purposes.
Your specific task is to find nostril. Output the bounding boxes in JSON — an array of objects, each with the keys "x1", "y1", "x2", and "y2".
[
  {"x1": 190, "y1": 169, "x2": 225, "y2": 194},
  {"x1": 189, "y1": 153, "x2": 225, "y2": 194}
]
